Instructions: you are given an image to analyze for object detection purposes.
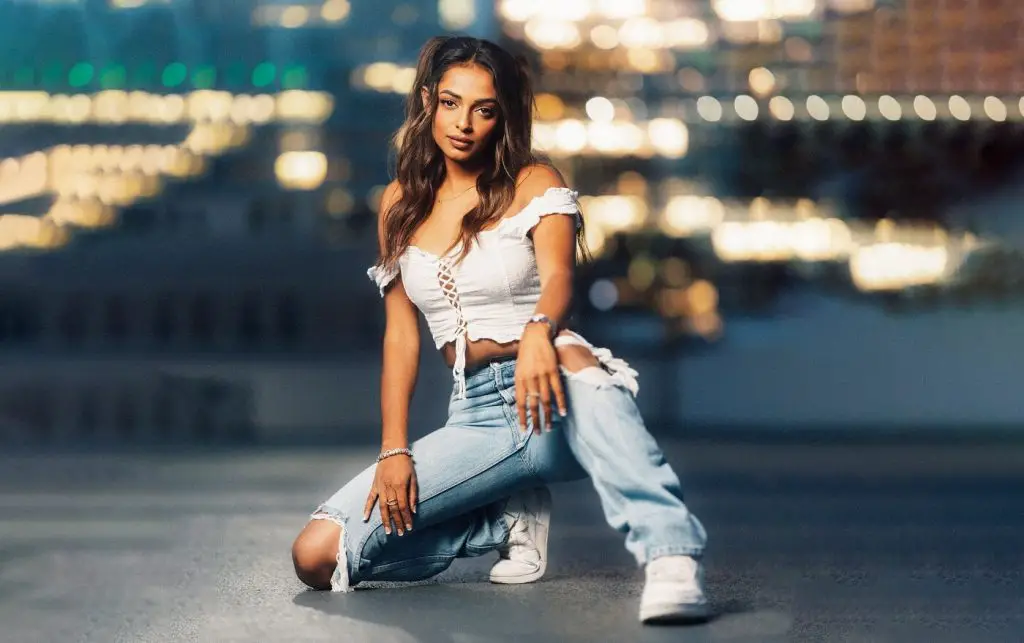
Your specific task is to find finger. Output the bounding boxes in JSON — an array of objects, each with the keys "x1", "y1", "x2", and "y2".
[
  {"x1": 409, "y1": 473, "x2": 418, "y2": 515},
  {"x1": 527, "y1": 377, "x2": 542, "y2": 435},
  {"x1": 515, "y1": 378, "x2": 528, "y2": 432},
  {"x1": 363, "y1": 488, "x2": 378, "y2": 522},
  {"x1": 536, "y1": 375, "x2": 552, "y2": 434},
  {"x1": 550, "y1": 370, "x2": 567, "y2": 418},
  {"x1": 378, "y1": 489, "x2": 394, "y2": 535},
  {"x1": 391, "y1": 483, "x2": 408, "y2": 535},
  {"x1": 526, "y1": 387, "x2": 540, "y2": 435},
  {"x1": 394, "y1": 486, "x2": 413, "y2": 534}
]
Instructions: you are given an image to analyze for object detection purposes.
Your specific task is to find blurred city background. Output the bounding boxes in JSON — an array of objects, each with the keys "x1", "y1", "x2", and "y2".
[{"x1": 3, "y1": 0, "x2": 1024, "y2": 448}]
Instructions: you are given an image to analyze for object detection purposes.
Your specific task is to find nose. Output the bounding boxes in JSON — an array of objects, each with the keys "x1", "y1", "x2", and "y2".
[{"x1": 456, "y1": 108, "x2": 473, "y2": 133}]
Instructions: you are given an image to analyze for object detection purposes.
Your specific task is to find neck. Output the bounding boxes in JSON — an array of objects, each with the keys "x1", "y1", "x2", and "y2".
[{"x1": 442, "y1": 156, "x2": 483, "y2": 193}]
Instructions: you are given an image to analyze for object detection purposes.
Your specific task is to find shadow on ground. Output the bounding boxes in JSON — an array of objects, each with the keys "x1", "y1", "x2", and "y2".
[{"x1": 293, "y1": 577, "x2": 771, "y2": 643}]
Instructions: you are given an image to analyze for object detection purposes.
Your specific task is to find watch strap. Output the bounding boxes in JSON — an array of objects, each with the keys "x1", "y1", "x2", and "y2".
[{"x1": 526, "y1": 314, "x2": 557, "y2": 337}]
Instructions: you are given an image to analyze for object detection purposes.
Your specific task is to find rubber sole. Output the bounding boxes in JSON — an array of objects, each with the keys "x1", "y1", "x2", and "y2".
[
  {"x1": 639, "y1": 601, "x2": 712, "y2": 625},
  {"x1": 488, "y1": 561, "x2": 548, "y2": 584}
]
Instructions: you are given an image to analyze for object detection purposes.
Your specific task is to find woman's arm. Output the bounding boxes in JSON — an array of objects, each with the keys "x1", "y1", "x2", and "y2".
[
  {"x1": 364, "y1": 181, "x2": 419, "y2": 536},
  {"x1": 513, "y1": 165, "x2": 578, "y2": 431},
  {"x1": 520, "y1": 166, "x2": 577, "y2": 334},
  {"x1": 377, "y1": 180, "x2": 420, "y2": 452}
]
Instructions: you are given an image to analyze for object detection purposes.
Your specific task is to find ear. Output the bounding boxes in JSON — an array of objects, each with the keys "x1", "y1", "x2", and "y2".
[{"x1": 420, "y1": 87, "x2": 430, "y2": 110}]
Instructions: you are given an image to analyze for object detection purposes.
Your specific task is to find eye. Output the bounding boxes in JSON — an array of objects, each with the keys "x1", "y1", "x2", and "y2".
[
  {"x1": 440, "y1": 99, "x2": 457, "y2": 108},
  {"x1": 477, "y1": 107, "x2": 495, "y2": 118}
]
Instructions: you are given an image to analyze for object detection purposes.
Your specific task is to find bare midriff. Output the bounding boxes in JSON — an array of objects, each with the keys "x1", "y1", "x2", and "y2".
[{"x1": 441, "y1": 331, "x2": 599, "y2": 372}]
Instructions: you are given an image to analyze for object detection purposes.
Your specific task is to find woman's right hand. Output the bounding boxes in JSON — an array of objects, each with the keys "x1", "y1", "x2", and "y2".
[{"x1": 363, "y1": 454, "x2": 417, "y2": 536}]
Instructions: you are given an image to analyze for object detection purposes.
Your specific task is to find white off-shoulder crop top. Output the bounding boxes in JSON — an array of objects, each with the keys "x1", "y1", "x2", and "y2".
[{"x1": 367, "y1": 186, "x2": 638, "y2": 399}]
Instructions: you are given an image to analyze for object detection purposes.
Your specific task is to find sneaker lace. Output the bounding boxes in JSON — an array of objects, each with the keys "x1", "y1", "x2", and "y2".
[{"x1": 497, "y1": 508, "x2": 535, "y2": 560}]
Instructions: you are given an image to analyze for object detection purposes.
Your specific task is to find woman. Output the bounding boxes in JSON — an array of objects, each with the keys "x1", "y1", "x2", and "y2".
[{"x1": 291, "y1": 36, "x2": 709, "y2": 624}]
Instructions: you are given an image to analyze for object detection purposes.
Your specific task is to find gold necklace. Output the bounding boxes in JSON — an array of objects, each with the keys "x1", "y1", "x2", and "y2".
[{"x1": 436, "y1": 184, "x2": 476, "y2": 203}]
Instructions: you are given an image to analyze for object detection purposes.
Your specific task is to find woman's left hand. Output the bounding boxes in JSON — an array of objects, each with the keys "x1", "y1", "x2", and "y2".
[{"x1": 515, "y1": 324, "x2": 567, "y2": 434}]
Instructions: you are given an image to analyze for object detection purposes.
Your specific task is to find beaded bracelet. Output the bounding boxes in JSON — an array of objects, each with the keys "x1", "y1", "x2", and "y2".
[{"x1": 376, "y1": 447, "x2": 413, "y2": 463}]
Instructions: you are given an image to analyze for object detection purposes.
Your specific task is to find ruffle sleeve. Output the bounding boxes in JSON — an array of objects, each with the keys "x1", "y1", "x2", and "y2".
[
  {"x1": 499, "y1": 187, "x2": 583, "y2": 240},
  {"x1": 366, "y1": 263, "x2": 399, "y2": 297}
]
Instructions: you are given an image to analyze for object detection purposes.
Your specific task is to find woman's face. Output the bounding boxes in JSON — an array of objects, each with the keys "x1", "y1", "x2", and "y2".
[{"x1": 426, "y1": 63, "x2": 500, "y2": 164}]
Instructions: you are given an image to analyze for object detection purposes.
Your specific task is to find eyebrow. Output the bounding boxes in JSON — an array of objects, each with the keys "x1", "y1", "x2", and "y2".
[{"x1": 438, "y1": 89, "x2": 498, "y2": 106}]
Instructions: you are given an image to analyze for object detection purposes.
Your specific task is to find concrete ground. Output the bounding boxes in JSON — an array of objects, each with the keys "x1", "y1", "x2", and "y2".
[{"x1": 1, "y1": 438, "x2": 1022, "y2": 643}]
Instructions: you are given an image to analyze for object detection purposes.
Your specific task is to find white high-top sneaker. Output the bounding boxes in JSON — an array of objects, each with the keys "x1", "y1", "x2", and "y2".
[
  {"x1": 488, "y1": 487, "x2": 551, "y2": 584},
  {"x1": 639, "y1": 555, "x2": 710, "y2": 624}
]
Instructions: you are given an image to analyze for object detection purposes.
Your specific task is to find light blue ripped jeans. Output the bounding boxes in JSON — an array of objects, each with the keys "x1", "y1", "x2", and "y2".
[{"x1": 309, "y1": 355, "x2": 707, "y2": 589}]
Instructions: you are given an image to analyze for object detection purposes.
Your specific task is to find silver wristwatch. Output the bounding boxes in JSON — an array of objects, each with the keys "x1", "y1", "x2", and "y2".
[{"x1": 526, "y1": 314, "x2": 557, "y2": 337}]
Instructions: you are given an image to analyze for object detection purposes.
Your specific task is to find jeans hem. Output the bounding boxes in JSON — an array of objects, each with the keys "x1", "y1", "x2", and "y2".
[
  {"x1": 368, "y1": 554, "x2": 454, "y2": 575},
  {"x1": 496, "y1": 502, "x2": 512, "y2": 546},
  {"x1": 643, "y1": 544, "x2": 704, "y2": 565},
  {"x1": 309, "y1": 504, "x2": 353, "y2": 592}
]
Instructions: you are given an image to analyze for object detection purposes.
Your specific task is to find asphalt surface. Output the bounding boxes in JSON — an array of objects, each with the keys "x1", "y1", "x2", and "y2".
[{"x1": 1, "y1": 439, "x2": 1023, "y2": 643}]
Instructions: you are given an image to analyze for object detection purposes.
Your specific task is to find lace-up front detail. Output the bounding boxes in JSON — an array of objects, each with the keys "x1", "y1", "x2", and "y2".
[{"x1": 436, "y1": 258, "x2": 470, "y2": 398}]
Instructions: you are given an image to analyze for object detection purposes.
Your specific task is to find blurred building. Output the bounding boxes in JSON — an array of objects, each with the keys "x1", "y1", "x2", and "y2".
[
  {"x1": 0, "y1": 0, "x2": 499, "y2": 446},
  {"x1": 493, "y1": 0, "x2": 1024, "y2": 338},
  {"x1": 484, "y1": 0, "x2": 1024, "y2": 431},
  {"x1": 3, "y1": 1, "x2": 1024, "y2": 445}
]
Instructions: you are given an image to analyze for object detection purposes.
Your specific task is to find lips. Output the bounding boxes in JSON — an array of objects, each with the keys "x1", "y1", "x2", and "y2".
[{"x1": 447, "y1": 135, "x2": 474, "y2": 150}]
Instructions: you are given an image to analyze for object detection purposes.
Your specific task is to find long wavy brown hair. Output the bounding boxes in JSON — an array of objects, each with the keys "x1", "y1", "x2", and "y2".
[{"x1": 376, "y1": 36, "x2": 588, "y2": 270}]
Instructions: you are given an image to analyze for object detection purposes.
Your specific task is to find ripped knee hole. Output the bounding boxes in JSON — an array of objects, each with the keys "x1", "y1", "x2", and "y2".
[{"x1": 555, "y1": 343, "x2": 600, "y2": 374}]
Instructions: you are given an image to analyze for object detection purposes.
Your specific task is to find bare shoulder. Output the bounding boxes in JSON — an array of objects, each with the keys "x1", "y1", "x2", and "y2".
[
  {"x1": 380, "y1": 180, "x2": 403, "y2": 214},
  {"x1": 376, "y1": 180, "x2": 403, "y2": 251},
  {"x1": 514, "y1": 164, "x2": 567, "y2": 204}
]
